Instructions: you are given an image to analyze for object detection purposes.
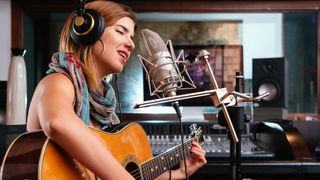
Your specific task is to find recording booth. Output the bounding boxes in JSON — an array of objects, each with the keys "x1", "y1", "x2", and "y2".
[{"x1": 1, "y1": 0, "x2": 320, "y2": 180}]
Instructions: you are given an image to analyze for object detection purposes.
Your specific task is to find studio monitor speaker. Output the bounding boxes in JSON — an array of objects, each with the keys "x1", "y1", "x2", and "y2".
[{"x1": 253, "y1": 57, "x2": 288, "y2": 108}]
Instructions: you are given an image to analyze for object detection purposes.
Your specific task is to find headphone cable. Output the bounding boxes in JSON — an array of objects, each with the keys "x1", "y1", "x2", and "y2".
[{"x1": 76, "y1": 0, "x2": 85, "y2": 16}]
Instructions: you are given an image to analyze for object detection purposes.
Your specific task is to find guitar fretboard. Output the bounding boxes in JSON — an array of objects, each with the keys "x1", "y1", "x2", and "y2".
[{"x1": 140, "y1": 137, "x2": 195, "y2": 180}]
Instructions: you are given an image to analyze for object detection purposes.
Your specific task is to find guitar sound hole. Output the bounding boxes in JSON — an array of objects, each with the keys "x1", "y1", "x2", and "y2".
[{"x1": 125, "y1": 162, "x2": 141, "y2": 179}]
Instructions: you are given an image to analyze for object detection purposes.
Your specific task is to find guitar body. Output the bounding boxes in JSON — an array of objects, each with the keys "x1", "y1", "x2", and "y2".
[{"x1": 1, "y1": 123, "x2": 153, "y2": 180}]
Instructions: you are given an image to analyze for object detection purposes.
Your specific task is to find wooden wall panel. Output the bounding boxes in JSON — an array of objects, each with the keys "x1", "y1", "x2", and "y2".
[{"x1": 11, "y1": 1, "x2": 23, "y2": 48}]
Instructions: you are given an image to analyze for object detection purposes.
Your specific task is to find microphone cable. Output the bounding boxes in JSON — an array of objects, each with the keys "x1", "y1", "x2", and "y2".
[
  {"x1": 114, "y1": 74, "x2": 123, "y2": 121},
  {"x1": 172, "y1": 102, "x2": 189, "y2": 180}
]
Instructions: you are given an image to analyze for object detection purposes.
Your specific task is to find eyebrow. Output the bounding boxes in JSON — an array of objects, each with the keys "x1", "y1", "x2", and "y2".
[{"x1": 115, "y1": 24, "x2": 134, "y2": 39}]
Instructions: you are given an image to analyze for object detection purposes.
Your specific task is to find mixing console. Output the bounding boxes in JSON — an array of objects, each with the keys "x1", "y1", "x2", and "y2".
[{"x1": 136, "y1": 121, "x2": 275, "y2": 160}]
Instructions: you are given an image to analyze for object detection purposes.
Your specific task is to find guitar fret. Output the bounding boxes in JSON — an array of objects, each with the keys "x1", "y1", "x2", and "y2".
[
  {"x1": 141, "y1": 136, "x2": 199, "y2": 179},
  {"x1": 141, "y1": 164, "x2": 146, "y2": 180},
  {"x1": 155, "y1": 163, "x2": 160, "y2": 178},
  {"x1": 143, "y1": 162, "x2": 152, "y2": 180},
  {"x1": 174, "y1": 147, "x2": 179, "y2": 165},
  {"x1": 154, "y1": 155, "x2": 161, "y2": 174}
]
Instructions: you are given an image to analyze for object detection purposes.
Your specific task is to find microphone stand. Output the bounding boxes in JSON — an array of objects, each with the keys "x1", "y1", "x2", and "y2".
[
  {"x1": 198, "y1": 51, "x2": 241, "y2": 179},
  {"x1": 172, "y1": 101, "x2": 189, "y2": 180},
  {"x1": 219, "y1": 73, "x2": 268, "y2": 180},
  {"x1": 198, "y1": 50, "x2": 239, "y2": 143},
  {"x1": 230, "y1": 72, "x2": 244, "y2": 180},
  {"x1": 198, "y1": 50, "x2": 266, "y2": 180}
]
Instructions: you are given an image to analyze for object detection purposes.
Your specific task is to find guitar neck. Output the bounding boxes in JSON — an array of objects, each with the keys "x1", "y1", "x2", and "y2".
[{"x1": 140, "y1": 137, "x2": 196, "y2": 180}]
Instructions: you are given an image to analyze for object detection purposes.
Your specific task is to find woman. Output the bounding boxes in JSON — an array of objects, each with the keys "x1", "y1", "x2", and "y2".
[{"x1": 27, "y1": 0, "x2": 206, "y2": 179}]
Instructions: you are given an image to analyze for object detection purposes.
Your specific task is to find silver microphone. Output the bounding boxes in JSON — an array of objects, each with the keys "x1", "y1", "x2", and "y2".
[
  {"x1": 138, "y1": 29, "x2": 184, "y2": 99},
  {"x1": 136, "y1": 29, "x2": 224, "y2": 109}
]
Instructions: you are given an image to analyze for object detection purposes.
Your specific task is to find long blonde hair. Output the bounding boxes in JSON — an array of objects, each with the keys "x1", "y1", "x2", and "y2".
[{"x1": 59, "y1": 0, "x2": 136, "y2": 91}]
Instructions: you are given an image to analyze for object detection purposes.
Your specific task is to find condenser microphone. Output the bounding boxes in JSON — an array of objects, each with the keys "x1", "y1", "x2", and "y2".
[
  {"x1": 139, "y1": 29, "x2": 181, "y2": 99},
  {"x1": 139, "y1": 29, "x2": 190, "y2": 180},
  {"x1": 136, "y1": 29, "x2": 222, "y2": 109}
]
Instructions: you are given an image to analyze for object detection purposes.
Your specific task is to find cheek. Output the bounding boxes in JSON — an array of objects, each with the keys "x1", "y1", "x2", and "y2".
[
  {"x1": 102, "y1": 39, "x2": 120, "y2": 59},
  {"x1": 92, "y1": 41, "x2": 104, "y2": 57},
  {"x1": 97, "y1": 46, "x2": 116, "y2": 66}
]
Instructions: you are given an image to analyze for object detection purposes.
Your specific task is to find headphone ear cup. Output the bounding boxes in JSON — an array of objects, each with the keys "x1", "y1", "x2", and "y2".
[{"x1": 69, "y1": 9, "x2": 105, "y2": 45}]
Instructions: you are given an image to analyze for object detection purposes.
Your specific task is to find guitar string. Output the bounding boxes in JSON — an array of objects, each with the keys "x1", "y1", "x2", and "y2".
[
  {"x1": 130, "y1": 170, "x2": 140, "y2": 177},
  {"x1": 127, "y1": 135, "x2": 198, "y2": 179},
  {"x1": 139, "y1": 139, "x2": 194, "y2": 179},
  {"x1": 129, "y1": 146, "x2": 188, "y2": 179},
  {"x1": 132, "y1": 173, "x2": 141, "y2": 180},
  {"x1": 130, "y1": 167, "x2": 151, "y2": 179},
  {"x1": 132, "y1": 172, "x2": 141, "y2": 179},
  {"x1": 129, "y1": 168, "x2": 145, "y2": 179},
  {"x1": 129, "y1": 146, "x2": 193, "y2": 180},
  {"x1": 129, "y1": 167, "x2": 141, "y2": 174}
]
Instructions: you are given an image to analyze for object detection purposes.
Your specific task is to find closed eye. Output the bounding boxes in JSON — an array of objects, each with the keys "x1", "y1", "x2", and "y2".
[{"x1": 116, "y1": 30, "x2": 124, "y2": 35}]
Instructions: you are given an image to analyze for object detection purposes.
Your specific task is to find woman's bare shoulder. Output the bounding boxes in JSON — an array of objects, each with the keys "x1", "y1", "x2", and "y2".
[
  {"x1": 32, "y1": 73, "x2": 76, "y2": 111},
  {"x1": 40, "y1": 73, "x2": 73, "y2": 87},
  {"x1": 27, "y1": 73, "x2": 75, "y2": 131},
  {"x1": 37, "y1": 73, "x2": 75, "y2": 96}
]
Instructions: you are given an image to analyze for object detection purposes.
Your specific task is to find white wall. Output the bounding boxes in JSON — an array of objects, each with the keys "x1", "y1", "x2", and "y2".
[
  {"x1": 0, "y1": 0, "x2": 11, "y2": 81},
  {"x1": 241, "y1": 14, "x2": 283, "y2": 79}
]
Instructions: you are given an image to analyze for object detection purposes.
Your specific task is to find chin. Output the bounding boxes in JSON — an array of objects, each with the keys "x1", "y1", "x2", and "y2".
[{"x1": 112, "y1": 65, "x2": 124, "y2": 74}]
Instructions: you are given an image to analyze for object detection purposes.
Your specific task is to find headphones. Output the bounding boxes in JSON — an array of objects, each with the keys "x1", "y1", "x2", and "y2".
[{"x1": 69, "y1": 0, "x2": 105, "y2": 45}]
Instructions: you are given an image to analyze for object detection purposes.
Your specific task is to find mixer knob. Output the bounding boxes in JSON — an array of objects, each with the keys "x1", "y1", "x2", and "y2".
[{"x1": 190, "y1": 124, "x2": 197, "y2": 132}]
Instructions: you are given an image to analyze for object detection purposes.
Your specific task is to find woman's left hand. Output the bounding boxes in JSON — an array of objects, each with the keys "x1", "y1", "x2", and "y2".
[
  {"x1": 158, "y1": 141, "x2": 207, "y2": 180},
  {"x1": 178, "y1": 141, "x2": 207, "y2": 177}
]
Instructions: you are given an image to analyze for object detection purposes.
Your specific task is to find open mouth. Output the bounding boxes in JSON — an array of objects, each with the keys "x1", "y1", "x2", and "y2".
[{"x1": 118, "y1": 50, "x2": 128, "y2": 62}]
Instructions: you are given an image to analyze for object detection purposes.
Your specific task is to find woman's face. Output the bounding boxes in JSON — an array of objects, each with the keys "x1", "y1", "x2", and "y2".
[{"x1": 92, "y1": 16, "x2": 135, "y2": 76}]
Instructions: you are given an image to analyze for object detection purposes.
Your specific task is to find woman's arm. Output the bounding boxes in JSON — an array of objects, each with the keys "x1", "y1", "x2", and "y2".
[{"x1": 33, "y1": 73, "x2": 134, "y2": 180}]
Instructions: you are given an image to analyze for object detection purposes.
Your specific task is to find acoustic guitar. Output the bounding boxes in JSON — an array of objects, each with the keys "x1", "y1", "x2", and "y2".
[{"x1": 0, "y1": 123, "x2": 203, "y2": 180}]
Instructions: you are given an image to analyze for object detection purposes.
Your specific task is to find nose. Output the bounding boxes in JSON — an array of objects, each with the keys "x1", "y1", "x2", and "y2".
[{"x1": 124, "y1": 36, "x2": 135, "y2": 51}]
